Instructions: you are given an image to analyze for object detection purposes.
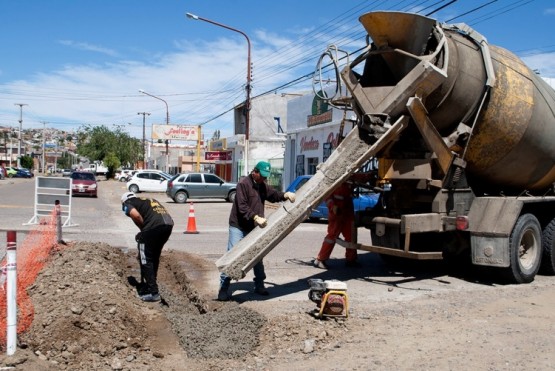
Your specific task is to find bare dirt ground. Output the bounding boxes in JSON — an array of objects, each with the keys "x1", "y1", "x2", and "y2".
[{"x1": 1, "y1": 240, "x2": 555, "y2": 370}]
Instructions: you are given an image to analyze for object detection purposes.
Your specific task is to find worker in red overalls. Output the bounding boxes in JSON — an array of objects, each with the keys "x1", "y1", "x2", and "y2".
[{"x1": 313, "y1": 180, "x2": 359, "y2": 269}]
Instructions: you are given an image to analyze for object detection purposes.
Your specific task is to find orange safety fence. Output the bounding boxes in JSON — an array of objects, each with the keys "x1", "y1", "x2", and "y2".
[{"x1": 0, "y1": 207, "x2": 66, "y2": 350}]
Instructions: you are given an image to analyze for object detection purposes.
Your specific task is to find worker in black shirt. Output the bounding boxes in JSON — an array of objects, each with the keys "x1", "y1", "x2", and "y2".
[{"x1": 121, "y1": 192, "x2": 174, "y2": 302}]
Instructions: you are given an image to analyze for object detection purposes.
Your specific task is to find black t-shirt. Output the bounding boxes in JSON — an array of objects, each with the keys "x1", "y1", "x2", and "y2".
[{"x1": 123, "y1": 197, "x2": 174, "y2": 231}]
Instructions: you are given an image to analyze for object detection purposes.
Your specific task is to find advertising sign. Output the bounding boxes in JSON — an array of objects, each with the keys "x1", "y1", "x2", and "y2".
[{"x1": 152, "y1": 125, "x2": 198, "y2": 140}]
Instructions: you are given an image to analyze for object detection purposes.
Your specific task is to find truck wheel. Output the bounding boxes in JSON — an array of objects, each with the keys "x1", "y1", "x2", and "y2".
[
  {"x1": 128, "y1": 184, "x2": 139, "y2": 193},
  {"x1": 505, "y1": 213, "x2": 542, "y2": 283},
  {"x1": 226, "y1": 191, "x2": 236, "y2": 203},
  {"x1": 540, "y1": 218, "x2": 555, "y2": 275},
  {"x1": 174, "y1": 191, "x2": 188, "y2": 204}
]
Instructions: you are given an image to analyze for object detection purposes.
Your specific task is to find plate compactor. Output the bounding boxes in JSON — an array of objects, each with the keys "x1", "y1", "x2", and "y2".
[{"x1": 308, "y1": 279, "x2": 349, "y2": 318}]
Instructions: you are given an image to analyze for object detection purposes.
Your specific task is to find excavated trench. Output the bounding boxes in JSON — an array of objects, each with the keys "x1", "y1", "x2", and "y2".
[{"x1": 157, "y1": 253, "x2": 266, "y2": 359}]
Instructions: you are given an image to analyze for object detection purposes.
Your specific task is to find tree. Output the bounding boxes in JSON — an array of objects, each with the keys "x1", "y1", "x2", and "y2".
[
  {"x1": 76, "y1": 125, "x2": 141, "y2": 178},
  {"x1": 57, "y1": 151, "x2": 72, "y2": 170},
  {"x1": 103, "y1": 152, "x2": 121, "y2": 178},
  {"x1": 20, "y1": 155, "x2": 33, "y2": 169}
]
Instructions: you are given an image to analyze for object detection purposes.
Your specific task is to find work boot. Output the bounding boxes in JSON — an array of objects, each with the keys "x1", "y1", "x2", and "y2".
[
  {"x1": 313, "y1": 259, "x2": 329, "y2": 269},
  {"x1": 217, "y1": 288, "x2": 231, "y2": 301},
  {"x1": 254, "y1": 283, "x2": 269, "y2": 296},
  {"x1": 139, "y1": 293, "x2": 161, "y2": 302}
]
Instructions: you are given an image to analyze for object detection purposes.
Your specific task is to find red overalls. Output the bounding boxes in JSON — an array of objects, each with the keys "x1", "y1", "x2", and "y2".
[{"x1": 316, "y1": 182, "x2": 357, "y2": 263}]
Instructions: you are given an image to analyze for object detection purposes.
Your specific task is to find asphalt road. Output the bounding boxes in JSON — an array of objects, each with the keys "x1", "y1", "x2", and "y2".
[{"x1": 3, "y1": 176, "x2": 555, "y2": 311}]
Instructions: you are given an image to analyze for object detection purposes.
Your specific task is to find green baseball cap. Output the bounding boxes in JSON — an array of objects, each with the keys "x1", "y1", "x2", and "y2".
[{"x1": 255, "y1": 161, "x2": 271, "y2": 178}]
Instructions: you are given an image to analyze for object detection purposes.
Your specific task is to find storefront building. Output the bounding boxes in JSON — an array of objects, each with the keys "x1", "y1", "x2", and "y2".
[{"x1": 283, "y1": 90, "x2": 348, "y2": 189}]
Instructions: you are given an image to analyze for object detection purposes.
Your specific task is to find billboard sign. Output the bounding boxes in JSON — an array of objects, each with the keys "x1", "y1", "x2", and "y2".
[{"x1": 152, "y1": 125, "x2": 198, "y2": 140}]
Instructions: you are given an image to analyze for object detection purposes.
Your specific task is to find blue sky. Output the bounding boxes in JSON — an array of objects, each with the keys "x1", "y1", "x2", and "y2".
[{"x1": 0, "y1": 0, "x2": 554, "y2": 140}]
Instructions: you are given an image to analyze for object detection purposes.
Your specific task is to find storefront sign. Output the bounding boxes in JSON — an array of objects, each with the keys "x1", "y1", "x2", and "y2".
[
  {"x1": 299, "y1": 136, "x2": 319, "y2": 153},
  {"x1": 210, "y1": 139, "x2": 227, "y2": 151},
  {"x1": 205, "y1": 151, "x2": 232, "y2": 161},
  {"x1": 307, "y1": 110, "x2": 332, "y2": 127},
  {"x1": 326, "y1": 131, "x2": 340, "y2": 148}
]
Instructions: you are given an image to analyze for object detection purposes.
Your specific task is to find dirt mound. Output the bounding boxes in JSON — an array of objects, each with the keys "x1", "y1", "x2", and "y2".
[{"x1": 0, "y1": 242, "x2": 346, "y2": 370}]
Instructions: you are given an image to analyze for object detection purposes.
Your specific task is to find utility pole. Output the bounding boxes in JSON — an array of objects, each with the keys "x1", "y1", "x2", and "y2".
[
  {"x1": 14, "y1": 103, "x2": 28, "y2": 168},
  {"x1": 40, "y1": 121, "x2": 47, "y2": 174},
  {"x1": 137, "y1": 112, "x2": 151, "y2": 169}
]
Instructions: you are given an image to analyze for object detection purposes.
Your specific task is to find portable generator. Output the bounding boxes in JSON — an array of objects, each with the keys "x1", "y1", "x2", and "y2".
[{"x1": 308, "y1": 279, "x2": 349, "y2": 318}]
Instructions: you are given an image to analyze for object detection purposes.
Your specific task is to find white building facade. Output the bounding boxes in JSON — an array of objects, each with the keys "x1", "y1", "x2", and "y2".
[{"x1": 283, "y1": 90, "x2": 352, "y2": 190}]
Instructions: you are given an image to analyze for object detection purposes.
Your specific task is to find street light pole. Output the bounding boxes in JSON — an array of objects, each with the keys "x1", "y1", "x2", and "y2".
[
  {"x1": 138, "y1": 90, "x2": 170, "y2": 173},
  {"x1": 137, "y1": 112, "x2": 151, "y2": 169},
  {"x1": 14, "y1": 103, "x2": 28, "y2": 168},
  {"x1": 186, "y1": 12, "x2": 251, "y2": 177}
]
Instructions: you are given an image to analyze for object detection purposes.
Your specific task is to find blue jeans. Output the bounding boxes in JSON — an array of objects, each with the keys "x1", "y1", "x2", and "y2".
[{"x1": 219, "y1": 226, "x2": 266, "y2": 290}]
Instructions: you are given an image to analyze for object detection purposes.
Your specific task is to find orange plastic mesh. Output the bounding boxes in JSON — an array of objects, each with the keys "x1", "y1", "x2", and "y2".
[{"x1": 0, "y1": 207, "x2": 65, "y2": 350}]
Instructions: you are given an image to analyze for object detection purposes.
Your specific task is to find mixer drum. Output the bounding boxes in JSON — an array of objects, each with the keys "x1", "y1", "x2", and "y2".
[
  {"x1": 356, "y1": 11, "x2": 555, "y2": 192},
  {"x1": 463, "y1": 46, "x2": 555, "y2": 191}
]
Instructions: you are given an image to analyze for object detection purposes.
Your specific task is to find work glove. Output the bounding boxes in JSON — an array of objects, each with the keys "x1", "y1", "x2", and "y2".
[
  {"x1": 284, "y1": 192, "x2": 296, "y2": 203},
  {"x1": 253, "y1": 215, "x2": 268, "y2": 228},
  {"x1": 135, "y1": 232, "x2": 144, "y2": 243}
]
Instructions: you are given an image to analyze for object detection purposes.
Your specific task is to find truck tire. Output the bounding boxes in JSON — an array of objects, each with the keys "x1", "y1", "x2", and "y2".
[
  {"x1": 540, "y1": 218, "x2": 555, "y2": 275},
  {"x1": 174, "y1": 191, "x2": 188, "y2": 204},
  {"x1": 226, "y1": 190, "x2": 236, "y2": 203},
  {"x1": 505, "y1": 213, "x2": 542, "y2": 283},
  {"x1": 128, "y1": 184, "x2": 139, "y2": 193}
]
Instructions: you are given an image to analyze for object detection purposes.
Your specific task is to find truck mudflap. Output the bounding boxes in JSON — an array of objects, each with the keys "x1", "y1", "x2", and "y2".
[
  {"x1": 467, "y1": 197, "x2": 521, "y2": 267},
  {"x1": 216, "y1": 118, "x2": 408, "y2": 280}
]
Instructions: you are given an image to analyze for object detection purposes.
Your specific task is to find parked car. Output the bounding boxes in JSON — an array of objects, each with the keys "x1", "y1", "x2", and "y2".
[
  {"x1": 166, "y1": 172, "x2": 237, "y2": 203},
  {"x1": 13, "y1": 168, "x2": 34, "y2": 178},
  {"x1": 6, "y1": 167, "x2": 18, "y2": 178},
  {"x1": 126, "y1": 170, "x2": 171, "y2": 193},
  {"x1": 62, "y1": 169, "x2": 73, "y2": 177},
  {"x1": 70, "y1": 171, "x2": 98, "y2": 197},
  {"x1": 286, "y1": 175, "x2": 379, "y2": 221}
]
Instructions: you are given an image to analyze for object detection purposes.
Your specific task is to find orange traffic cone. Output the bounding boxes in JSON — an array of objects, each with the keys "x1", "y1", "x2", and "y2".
[{"x1": 184, "y1": 202, "x2": 199, "y2": 234}]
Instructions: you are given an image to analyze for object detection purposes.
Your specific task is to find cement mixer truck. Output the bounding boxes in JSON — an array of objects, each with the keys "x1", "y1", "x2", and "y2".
[{"x1": 216, "y1": 11, "x2": 555, "y2": 284}]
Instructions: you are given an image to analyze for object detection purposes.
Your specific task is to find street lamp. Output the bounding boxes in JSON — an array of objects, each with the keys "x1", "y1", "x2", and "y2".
[
  {"x1": 186, "y1": 12, "x2": 251, "y2": 176},
  {"x1": 14, "y1": 103, "x2": 28, "y2": 168},
  {"x1": 137, "y1": 112, "x2": 151, "y2": 168},
  {"x1": 139, "y1": 89, "x2": 170, "y2": 173}
]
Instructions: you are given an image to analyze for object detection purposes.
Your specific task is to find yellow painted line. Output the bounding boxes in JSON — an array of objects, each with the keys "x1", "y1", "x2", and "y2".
[{"x1": 0, "y1": 205, "x2": 34, "y2": 209}]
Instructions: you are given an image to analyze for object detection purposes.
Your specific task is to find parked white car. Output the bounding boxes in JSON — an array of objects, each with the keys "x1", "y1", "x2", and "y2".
[{"x1": 126, "y1": 170, "x2": 171, "y2": 193}]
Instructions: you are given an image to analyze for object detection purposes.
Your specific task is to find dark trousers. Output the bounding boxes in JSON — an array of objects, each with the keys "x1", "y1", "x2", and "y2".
[{"x1": 137, "y1": 224, "x2": 173, "y2": 295}]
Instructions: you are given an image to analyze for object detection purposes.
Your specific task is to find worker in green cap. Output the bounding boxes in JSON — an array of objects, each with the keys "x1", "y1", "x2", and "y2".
[{"x1": 217, "y1": 161, "x2": 296, "y2": 301}]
